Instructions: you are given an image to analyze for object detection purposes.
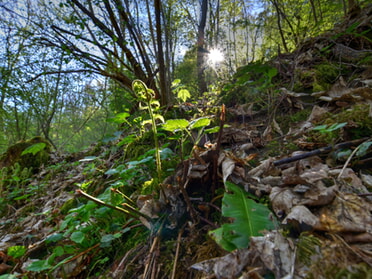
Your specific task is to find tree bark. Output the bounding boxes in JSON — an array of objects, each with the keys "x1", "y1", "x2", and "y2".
[
  {"x1": 154, "y1": 0, "x2": 170, "y2": 106},
  {"x1": 197, "y1": 0, "x2": 208, "y2": 96}
]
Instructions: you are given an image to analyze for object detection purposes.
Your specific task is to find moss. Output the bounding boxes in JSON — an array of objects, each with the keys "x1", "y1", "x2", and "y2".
[
  {"x1": 313, "y1": 63, "x2": 340, "y2": 92},
  {"x1": 0, "y1": 137, "x2": 51, "y2": 172}
]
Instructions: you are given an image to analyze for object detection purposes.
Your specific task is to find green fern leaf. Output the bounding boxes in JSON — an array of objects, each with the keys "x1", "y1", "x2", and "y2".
[{"x1": 209, "y1": 182, "x2": 276, "y2": 251}]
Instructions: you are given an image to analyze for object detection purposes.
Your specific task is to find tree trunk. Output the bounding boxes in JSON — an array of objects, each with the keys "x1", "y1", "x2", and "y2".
[
  {"x1": 154, "y1": 0, "x2": 170, "y2": 105},
  {"x1": 197, "y1": 0, "x2": 208, "y2": 96},
  {"x1": 271, "y1": 0, "x2": 289, "y2": 53}
]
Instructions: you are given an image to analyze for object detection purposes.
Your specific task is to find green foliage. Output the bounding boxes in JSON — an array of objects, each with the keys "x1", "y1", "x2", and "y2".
[
  {"x1": 162, "y1": 117, "x2": 211, "y2": 159},
  {"x1": 132, "y1": 80, "x2": 164, "y2": 182},
  {"x1": 0, "y1": 137, "x2": 51, "y2": 172},
  {"x1": 7, "y1": 245, "x2": 27, "y2": 259},
  {"x1": 209, "y1": 182, "x2": 276, "y2": 252},
  {"x1": 221, "y1": 61, "x2": 278, "y2": 108},
  {"x1": 172, "y1": 79, "x2": 191, "y2": 103}
]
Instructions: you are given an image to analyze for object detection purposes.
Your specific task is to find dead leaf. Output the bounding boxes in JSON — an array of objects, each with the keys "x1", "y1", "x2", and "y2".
[
  {"x1": 282, "y1": 205, "x2": 322, "y2": 231},
  {"x1": 300, "y1": 184, "x2": 337, "y2": 206},
  {"x1": 269, "y1": 187, "x2": 301, "y2": 216},
  {"x1": 191, "y1": 249, "x2": 252, "y2": 279},
  {"x1": 319, "y1": 192, "x2": 372, "y2": 233},
  {"x1": 221, "y1": 156, "x2": 235, "y2": 183},
  {"x1": 250, "y1": 231, "x2": 294, "y2": 278}
]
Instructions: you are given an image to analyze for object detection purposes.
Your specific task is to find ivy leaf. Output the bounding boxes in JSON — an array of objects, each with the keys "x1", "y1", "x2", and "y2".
[
  {"x1": 177, "y1": 88, "x2": 191, "y2": 102},
  {"x1": 70, "y1": 231, "x2": 85, "y2": 244},
  {"x1": 209, "y1": 182, "x2": 276, "y2": 251},
  {"x1": 21, "y1": 143, "x2": 46, "y2": 156},
  {"x1": 162, "y1": 119, "x2": 189, "y2": 132}
]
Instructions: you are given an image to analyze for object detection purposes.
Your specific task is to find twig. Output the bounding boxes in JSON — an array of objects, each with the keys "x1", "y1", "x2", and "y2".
[
  {"x1": 273, "y1": 138, "x2": 369, "y2": 166},
  {"x1": 337, "y1": 142, "x2": 363, "y2": 179},
  {"x1": 212, "y1": 104, "x2": 226, "y2": 194},
  {"x1": 171, "y1": 227, "x2": 184, "y2": 279},
  {"x1": 76, "y1": 189, "x2": 152, "y2": 222}
]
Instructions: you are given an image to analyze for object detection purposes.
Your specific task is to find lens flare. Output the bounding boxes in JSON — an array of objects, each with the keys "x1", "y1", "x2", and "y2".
[{"x1": 208, "y1": 48, "x2": 224, "y2": 64}]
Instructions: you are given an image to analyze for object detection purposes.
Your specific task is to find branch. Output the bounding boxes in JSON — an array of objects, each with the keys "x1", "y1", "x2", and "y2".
[
  {"x1": 273, "y1": 137, "x2": 369, "y2": 166},
  {"x1": 26, "y1": 69, "x2": 94, "y2": 83}
]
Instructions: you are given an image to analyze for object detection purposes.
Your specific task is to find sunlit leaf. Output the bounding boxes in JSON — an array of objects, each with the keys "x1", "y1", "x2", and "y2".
[
  {"x1": 21, "y1": 143, "x2": 46, "y2": 156},
  {"x1": 172, "y1": 79, "x2": 181, "y2": 87},
  {"x1": 162, "y1": 119, "x2": 189, "y2": 132},
  {"x1": 177, "y1": 88, "x2": 191, "y2": 102},
  {"x1": 7, "y1": 245, "x2": 27, "y2": 258},
  {"x1": 189, "y1": 117, "x2": 210, "y2": 130}
]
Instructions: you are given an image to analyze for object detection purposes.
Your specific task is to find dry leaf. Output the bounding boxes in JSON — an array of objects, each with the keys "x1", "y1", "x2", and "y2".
[
  {"x1": 221, "y1": 156, "x2": 235, "y2": 183},
  {"x1": 191, "y1": 249, "x2": 252, "y2": 279},
  {"x1": 250, "y1": 231, "x2": 294, "y2": 278},
  {"x1": 282, "y1": 205, "x2": 322, "y2": 231},
  {"x1": 270, "y1": 187, "x2": 301, "y2": 216},
  {"x1": 319, "y1": 192, "x2": 372, "y2": 233}
]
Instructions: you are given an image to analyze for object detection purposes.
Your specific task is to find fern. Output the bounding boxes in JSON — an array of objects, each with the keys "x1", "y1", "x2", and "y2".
[{"x1": 209, "y1": 182, "x2": 276, "y2": 251}]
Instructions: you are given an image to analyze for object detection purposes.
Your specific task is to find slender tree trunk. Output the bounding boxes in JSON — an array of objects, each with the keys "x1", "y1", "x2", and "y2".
[
  {"x1": 154, "y1": 0, "x2": 170, "y2": 106},
  {"x1": 309, "y1": 0, "x2": 318, "y2": 24},
  {"x1": 197, "y1": 0, "x2": 208, "y2": 96},
  {"x1": 271, "y1": 0, "x2": 289, "y2": 53}
]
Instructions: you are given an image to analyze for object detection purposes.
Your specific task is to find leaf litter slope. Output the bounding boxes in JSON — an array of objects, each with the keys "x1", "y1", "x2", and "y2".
[{"x1": 1, "y1": 7, "x2": 372, "y2": 278}]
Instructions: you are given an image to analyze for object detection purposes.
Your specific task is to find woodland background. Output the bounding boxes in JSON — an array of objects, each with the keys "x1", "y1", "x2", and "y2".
[
  {"x1": 0, "y1": 0, "x2": 363, "y2": 153},
  {"x1": 0, "y1": 0, "x2": 371, "y2": 278}
]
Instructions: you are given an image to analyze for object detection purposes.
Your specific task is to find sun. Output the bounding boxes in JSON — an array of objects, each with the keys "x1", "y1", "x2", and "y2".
[{"x1": 208, "y1": 48, "x2": 224, "y2": 64}]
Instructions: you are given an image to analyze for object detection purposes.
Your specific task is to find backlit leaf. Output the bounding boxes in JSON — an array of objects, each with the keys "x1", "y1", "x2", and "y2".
[{"x1": 162, "y1": 119, "x2": 189, "y2": 132}]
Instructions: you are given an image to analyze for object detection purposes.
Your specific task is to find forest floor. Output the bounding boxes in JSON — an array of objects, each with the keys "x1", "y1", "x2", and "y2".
[{"x1": 0, "y1": 6, "x2": 372, "y2": 279}]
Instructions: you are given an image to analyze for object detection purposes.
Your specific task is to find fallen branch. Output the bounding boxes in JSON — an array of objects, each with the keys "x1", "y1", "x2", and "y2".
[
  {"x1": 76, "y1": 189, "x2": 152, "y2": 222},
  {"x1": 273, "y1": 138, "x2": 369, "y2": 166}
]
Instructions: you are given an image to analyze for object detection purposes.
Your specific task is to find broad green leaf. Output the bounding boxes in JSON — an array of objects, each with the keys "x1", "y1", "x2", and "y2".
[
  {"x1": 70, "y1": 231, "x2": 85, "y2": 244},
  {"x1": 177, "y1": 88, "x2": 191, "y2": 102},
  {"x1": 189, "y1": 117, "x2": 210, "y2": 130},
  {"x1": 7, "y1": 245, "x2": 27, "y2": 258},
  {"x1": 26, "y1": 259, "x2": 52, "y2": 272},
  {"x1": 53, "y1": 246, "x2": 65, "y2": 257},
  {"x1": 209, "y1": 182, "x2": 276, "y2": 251},
  {"x1": 162, "y1": 119, "x2": 189, "y2": 132},
  {"x1": 21, "y1": 143, "x2": 46, "y2": 156}
]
